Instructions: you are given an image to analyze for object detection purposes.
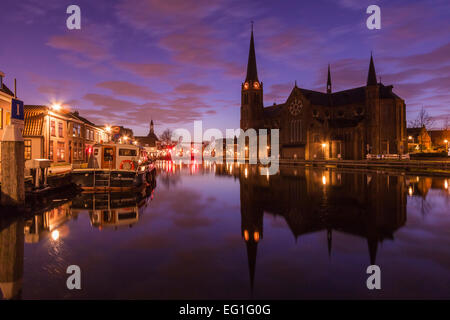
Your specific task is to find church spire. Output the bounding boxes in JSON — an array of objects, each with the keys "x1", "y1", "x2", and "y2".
[
  {"x1": 367, "y1": 53, "x2": 377, "y2": 86},
  {"x1": 246, "y1": 239, "x2": 258, "y2": 294},
  {"x1": 327, "y1": 64, "x2": 332, "y2": 94},
  {"x1": 245, "y1": 22, "x2": 259, "y2": 83},
  {"x1": 148, "y1": 119, "x2": 154, "y2": 136}
]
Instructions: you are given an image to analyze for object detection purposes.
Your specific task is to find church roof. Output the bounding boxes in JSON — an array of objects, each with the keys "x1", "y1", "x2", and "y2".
[
  {"x1": 263, "y1": 103, "x2": 284, "y2": 118},
  {"x1": 263, "y1": 83, "x2": 401, "y2": 118}
]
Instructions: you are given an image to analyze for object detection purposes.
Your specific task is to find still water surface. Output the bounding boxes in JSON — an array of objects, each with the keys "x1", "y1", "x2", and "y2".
[{"x1": 1, "y1": 162, "x2": 450, "y2": 299}]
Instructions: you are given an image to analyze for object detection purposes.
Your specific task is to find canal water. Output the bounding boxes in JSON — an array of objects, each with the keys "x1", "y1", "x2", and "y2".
[{"x1": 1, "y1": 162, "x2": 450, "y2": 299}]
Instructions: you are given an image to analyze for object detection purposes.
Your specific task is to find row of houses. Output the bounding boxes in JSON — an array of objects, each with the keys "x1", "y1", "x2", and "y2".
[
  {"x1": 23, "y1": 105, "x2": 111, "y2": 164},
  {"x1": 407, "y1": 126, "x2": 450, "y2": 153},
  {"x1": 1, "y1": 72, "x2": 162, "y2": 167},
  {"x1": 1, "y1": 72, "x2": 112, "y2": 166}
]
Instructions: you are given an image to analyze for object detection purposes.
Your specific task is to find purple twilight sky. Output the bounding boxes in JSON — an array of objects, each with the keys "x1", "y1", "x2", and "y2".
[{"x1": 0, "y1": 0, "x2": 449, "y2": 136}]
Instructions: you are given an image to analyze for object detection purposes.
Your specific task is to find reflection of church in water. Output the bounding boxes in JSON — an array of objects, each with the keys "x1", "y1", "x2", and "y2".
[{"x1": 217, "y1": 164, "x2": 408, "y2": 291}]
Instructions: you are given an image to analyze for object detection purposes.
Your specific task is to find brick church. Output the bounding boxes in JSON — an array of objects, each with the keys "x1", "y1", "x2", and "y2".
[{"x1": 240, "y1": 28, "x2": 407, "y2": 160}]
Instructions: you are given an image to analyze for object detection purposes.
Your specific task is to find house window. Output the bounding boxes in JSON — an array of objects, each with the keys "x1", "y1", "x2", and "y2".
[
  {"x1": 0, "y1": 108, "x2": 3, "y2": 129},
  {"x1": 73, "y1": 124, "x2": 81, "y2": 137},
  {"x1": 57, "y1": 142, "x2": 65, "y2": 161},
  {"x1": 79, "y1": 142, "x2": 83, "y2": 160},
  {"x1": 73, "y1": 142, "x2": 77, "y2": 160},
  {"x1": 24, "y1": 140, "x2": 32, "y2": 160},
  {"x1": 49, "y1": 142, "x2": 54, "y2": 160},
  {"x1": 50, "y1": 120, "x2": 56, "y2": 136},
  {"x1": 58, "y1": 122, "x2": 63, "y2": 137}
]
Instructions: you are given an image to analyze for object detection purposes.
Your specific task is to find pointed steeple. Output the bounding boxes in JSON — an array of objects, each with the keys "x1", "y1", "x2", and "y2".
[
  {"x1": 367, "y1": 53, "x2": 377, "y2": 86},
  {"x1": 327, "y1": 64, "x2": 332, "y2": 94},
  {"x1": 246, "y1": 239, "x2": 258, "y2": 294},
  {"x1": 148, "y1": 119, "x2": 155, "y2": 136},
  {"x1": 245, "y1": 23, "x2": 259, "y2": 83}
]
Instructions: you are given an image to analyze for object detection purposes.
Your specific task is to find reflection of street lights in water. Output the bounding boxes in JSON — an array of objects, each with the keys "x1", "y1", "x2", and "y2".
[
  {"x1": 51, "y1": 230, "x2": 60, "y2": 241},
  {"x1": 445, "y1": 180, "x2": 448, "y2": 189},
  {"x1": 408, "y1": 186, "x2": 413, "y2": 196}
]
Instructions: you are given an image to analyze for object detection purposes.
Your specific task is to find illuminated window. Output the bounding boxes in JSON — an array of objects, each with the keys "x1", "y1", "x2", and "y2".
[
  {"x1": 49, "y1": 142, "x2": 54, "y2": 161},
  {"x1": 79, "y1": 142, "x2": 83, "y2": 160},
  {"x1": 0, "y1": 108, "x2": 3, "y2": 129},
  {"x1": 24, "y1": 140, "x2": 32, "y2": 160},
  {"x1": 50, "y1": 120, "x2": 56, "y2": 136},
  {"x1": 57, "y1": 142, "x2": 65, "y2": 161},
  {"x1": 58, "y1": 122, "x2": 63, "y2": 137}
]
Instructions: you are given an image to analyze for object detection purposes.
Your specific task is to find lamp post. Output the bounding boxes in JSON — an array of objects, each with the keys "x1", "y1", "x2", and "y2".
[{"x1": 105, "y1": 125, "x2": 111, "y2": 142}]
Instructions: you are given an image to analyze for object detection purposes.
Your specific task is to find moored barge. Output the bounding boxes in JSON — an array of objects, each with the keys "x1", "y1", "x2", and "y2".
[{"x1": 71, "y1": 143, "x2": 156, "y2": 192}]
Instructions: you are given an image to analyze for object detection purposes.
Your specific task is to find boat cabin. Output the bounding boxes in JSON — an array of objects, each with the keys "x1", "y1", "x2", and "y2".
[{"x1": 90, "y1": 143, "x2": 147, "y2": 170}]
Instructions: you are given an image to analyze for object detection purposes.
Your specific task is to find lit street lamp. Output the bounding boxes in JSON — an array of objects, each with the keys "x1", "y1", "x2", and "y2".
[{"x1": 51, "y1": 103, "x2": 61, "y2": 111}]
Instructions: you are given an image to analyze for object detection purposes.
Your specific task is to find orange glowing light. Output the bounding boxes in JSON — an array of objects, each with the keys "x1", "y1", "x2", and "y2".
[
  {"x1": 51, "y1": 103, "x2": 61, "y2": 111},
  {"x1": 253, "y1": 231, "x2": 260, "y2": 242},
  {"x1": 244, "y1": 230, "x2": 249, "y2": 241},
  {"x1": 51, "y1": 230, "x2": 60, "y2": 241}
]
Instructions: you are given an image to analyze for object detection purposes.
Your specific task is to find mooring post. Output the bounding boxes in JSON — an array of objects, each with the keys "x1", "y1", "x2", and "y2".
[
  {"x1": 0, "y1": 218, "x2": 24, "y2": 299},
  {"x1": 1, "y1": 124, "x2": 25, "y2": 206}
]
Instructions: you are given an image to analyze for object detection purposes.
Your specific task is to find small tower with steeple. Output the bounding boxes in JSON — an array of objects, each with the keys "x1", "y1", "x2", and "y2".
[
  {"x1": 149, "y1": 120, "x2": 155, "y2": 136},
  {"x1": 326, "y1": 64, "x2": 332, "y2": 94},
  {"x1": 241, "y1": 22, "x2": 263, "y2": 131}
]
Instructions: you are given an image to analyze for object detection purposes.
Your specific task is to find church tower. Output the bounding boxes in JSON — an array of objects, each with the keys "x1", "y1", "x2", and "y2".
[
  {"x1": 149, "y1": 120, "x2": 155, "y2": 136},
  {"x1": 241, "y1": 24, "x2": 263, "y2": 130},
  {"x1": 365, "y1": 53, "x2": 381, "y2": 155}
]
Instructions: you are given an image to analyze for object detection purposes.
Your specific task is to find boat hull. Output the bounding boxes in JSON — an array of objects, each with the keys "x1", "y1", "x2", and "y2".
[{"x1": 72, "y1": 168, "x2": 156, "y2": 192}]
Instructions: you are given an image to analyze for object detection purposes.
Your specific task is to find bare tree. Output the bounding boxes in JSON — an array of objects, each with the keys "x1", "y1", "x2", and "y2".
[
  {"x1": 408, "y1": 106, "x2": 435, "y2": 129},
  {"x1": 443, "y1": 116, "x2": 449, "y2": 130},
  {"x1": 160, "y1": 128, "x2": 173, "y2": 144}
]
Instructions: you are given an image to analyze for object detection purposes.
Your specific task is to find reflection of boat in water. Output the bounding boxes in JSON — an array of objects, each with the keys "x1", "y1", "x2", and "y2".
[
  {"x1": 72, "y1": 143, "x2": 156, "y2": 192},
  {"x1": 71, "y1": 189, "x2": 153, "y2": 229}
]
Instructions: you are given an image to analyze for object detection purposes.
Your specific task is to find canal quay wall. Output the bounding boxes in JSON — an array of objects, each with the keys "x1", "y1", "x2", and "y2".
[{"x1": 277, "y1": 159, "x2": 450, "y2": 177}]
